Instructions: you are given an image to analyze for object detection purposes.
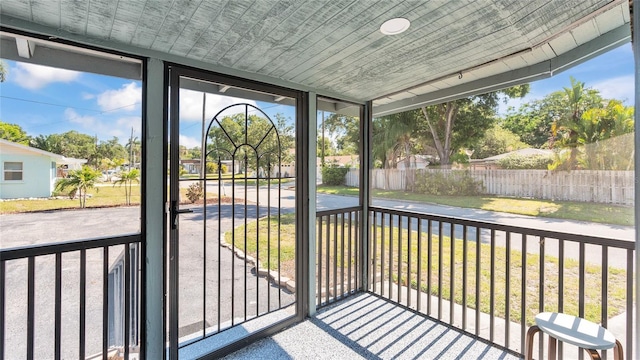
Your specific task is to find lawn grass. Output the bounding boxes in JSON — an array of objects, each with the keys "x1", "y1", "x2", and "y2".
[
  {"x1": 317, "y1": 185, "x2": 634, "y2": 226},
  {"x1": 0, "y1": 184, "x2": 246, "y2": 214},
  {"x1": 226, "y1": 213, "x2": 297, "y2": 276},
  {"x1": 230, "y1": 214, "x2": 628, "y2": 326},
  {"x1": 0, "y1": 185, "x2": 141, "y2": 213},
  {"x1": 369, "y1": 226, "x2": 628, "y2": 326}
]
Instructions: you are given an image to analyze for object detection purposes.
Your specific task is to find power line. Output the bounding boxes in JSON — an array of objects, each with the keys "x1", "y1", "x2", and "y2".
[
  {"x1": 1, "y1": 95, "x2": 100, "y2": 112},
  {"x1": 0, "y1": 95, "x2": 140, "y2": 114}
]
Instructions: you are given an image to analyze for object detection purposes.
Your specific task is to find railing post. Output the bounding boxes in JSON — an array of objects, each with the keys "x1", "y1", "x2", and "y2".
[
  {"x1": 0, "y1": 261, "x2": 4, "y2": 360},
  {"x1": 308, "y1": 91, "x2": 317, "y2": 316},
  {"x1": 633, "y1": 7, "x2": 640, "y2": 358},
  {"x1": 143, "y1": 57, "x2": 165, "y2": 359},
  {"x1": 360, "y1": 100, "x2": 372, "y2": 291}
]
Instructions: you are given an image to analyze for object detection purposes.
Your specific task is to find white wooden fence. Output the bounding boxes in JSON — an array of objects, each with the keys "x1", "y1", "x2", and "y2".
[{"x1": 344, "y1": 168, "x2": 635, "y2": 205}]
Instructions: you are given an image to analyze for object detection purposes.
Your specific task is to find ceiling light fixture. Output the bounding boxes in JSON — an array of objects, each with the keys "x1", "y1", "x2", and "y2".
[{"x1": 380, "y1": 18, "x2": 410, "y2": 35}]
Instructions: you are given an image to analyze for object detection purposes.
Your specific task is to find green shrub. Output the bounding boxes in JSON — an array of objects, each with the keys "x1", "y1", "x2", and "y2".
[
  {"x1": 186, "y1": 182, "x2": 203, "y2": 203},
  {"x1": 497, "y1": 154, "x2": 552, "y2": 169},
  {"x1": 414, "y1": 171, "x2": 483, "y2": 196},
  {"x1": 322, "y1": 165, "x2": 349, "y2": 185},
  {"x1": 206, "y1": 162, "x2": 228, "y2": 174}
]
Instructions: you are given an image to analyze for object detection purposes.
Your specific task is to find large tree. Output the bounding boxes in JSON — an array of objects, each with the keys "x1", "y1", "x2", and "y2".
[
  {"x1": 502, "y1": 78, "x2": 634, "y2": 170},
  {"x1": 472, "y1": 124, "x2": 528, "y2": 159},
  {"x1": 206, "y1": 112, "x2": 294, "y2": 175},
  {"x1": 0, "y1": 121, "x2": 30, "y2": 145},
  {"x1": 30, "y1": 131, "x2": 132, "y2": 167},
  {"x1": 30, "y1": 131, "x2": 98, "y2": 163},
  {"x1": 501, "y1": 94, "x2": 565, "y2": 148},
  {"x1": 321, "y1": 114, "x2": 360, "y2": 156},
  {"x1": 419, "y1": 84, "x2": 529, "y2": 167},
  {"x1": 317, "y1": 135, "x2": 337, "y2": 163},
  {"x1": 95, "y1": 137, "x2": 128, "y2": 165},
  {"x1": 373, "y1": 111, "x2": 422, "y2": 188}
]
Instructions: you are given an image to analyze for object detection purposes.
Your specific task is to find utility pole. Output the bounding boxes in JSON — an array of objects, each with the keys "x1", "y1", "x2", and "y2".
[{"x1": 129, "y1": 127, "x2": 134, "y2": 171}]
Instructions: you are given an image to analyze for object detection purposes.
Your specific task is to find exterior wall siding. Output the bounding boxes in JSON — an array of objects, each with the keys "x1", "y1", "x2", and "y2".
[{"x1": 0, "y1": 153, "x2": 55, "y2": 199}]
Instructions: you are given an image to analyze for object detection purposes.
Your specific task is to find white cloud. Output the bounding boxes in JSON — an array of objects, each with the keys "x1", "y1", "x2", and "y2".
[
  {"x1": 97, "y1": 82, "x2": 141, "y2": 112},
  {"x1": 590, "y1": 75, "x2": 635, "y2": 104},
  {"x1": 111, "y1": 116, "x2": 141, "y2": 138},
  {"x1": 11, "y1": 62, "x2": 80, "y2": 90},
  {"x1": 82, "y1": 92, "x2": 95, "y2": 100},
  {"x1": 180, "y1": 134, "x2": 201, "y2": 148},
  {"x1": 179, "y1": 89, "x2": 257, "y2": 122},
  {"x1": 65, "y1": 108, "x2": 140, "y2": 139},
  {"x1": 64, "y1": 108, "x2": 96, "y2": 126}
]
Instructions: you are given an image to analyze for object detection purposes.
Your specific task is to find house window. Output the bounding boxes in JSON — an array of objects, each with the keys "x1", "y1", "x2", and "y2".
[{"x1": 4, "y1": 161, "x2": 23, "y2": 181}]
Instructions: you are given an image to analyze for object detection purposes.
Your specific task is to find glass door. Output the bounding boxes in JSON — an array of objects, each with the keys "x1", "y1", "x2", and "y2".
[{"x1": 167, "y1": 67, "x2": 303, "y2": 358}]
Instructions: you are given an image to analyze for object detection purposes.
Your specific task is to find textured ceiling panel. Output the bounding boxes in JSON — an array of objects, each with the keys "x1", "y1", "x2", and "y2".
[
  {"x1": 59, "y1": 1, "x2": 89, "y2": 34},
  {"x1": 595, "y1": 4, "x2": 626, "y2": 33},
  {"x1": 571, "y1": 19, "x2": 599, "y2": 45},
  {"x1": 549, "y1": 32, "x2": 579, "y2": 56},
  {"x1": 0, "y1": 0, "x2": 630, "y2": 109}
]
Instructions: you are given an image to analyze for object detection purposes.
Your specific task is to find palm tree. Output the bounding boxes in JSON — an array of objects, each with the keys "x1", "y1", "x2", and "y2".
[
  {"x1": 373, "y1": 111, "x2": 419, "y2": 189},
  {"x1": 125, "y1": 132, "x2": 141, "y2": 170},
  {"x1": 550, "y1": 77, "x2": 603, "y2": 170},
  {"x1": 114, "y1": 169, "x2": 140, "y2": 205},
  {"x1": 55, "y1": 166, "x2": 101, "y2": 208}
]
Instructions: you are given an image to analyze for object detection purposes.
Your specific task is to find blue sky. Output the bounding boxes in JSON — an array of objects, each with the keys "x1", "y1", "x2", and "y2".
[
  {"x1": 499, "y1": 43, "x2": 635, "y2": 114},
  {"x1": 0, "y1": 61, "x2": 143, "y2": 143},
  {"x1": 0, "y1": 42, "x2": 634, "y2": 148}
]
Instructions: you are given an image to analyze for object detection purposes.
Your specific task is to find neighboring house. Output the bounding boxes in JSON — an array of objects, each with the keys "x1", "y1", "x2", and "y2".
[
  {"x1": 0, "y1": 139, "x2": 87, "y2": 199},
  {"x1": 322, "y1": 155, "x2": 360, "y2": 168},
  {"x1": 180, "y1": 159, "x2": 201, "y2": 174},
  {"x1": 469, "y1": 148, "x2": 553, "y2": 170},
  {"x1": 396, "y1": 155, "x2": 431, "y2": 170},
  {"x1": 178, "y1": 159, "x2": 246, "y2": 175}
]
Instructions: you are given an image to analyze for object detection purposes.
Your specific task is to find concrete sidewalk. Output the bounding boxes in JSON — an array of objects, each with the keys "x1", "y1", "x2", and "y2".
[
  {"x1": 372, "y1": 282, "x2": 636, "y2": 360},
  {"x1": 225, "y1": 292, "x2": 520, "y2": 360}
]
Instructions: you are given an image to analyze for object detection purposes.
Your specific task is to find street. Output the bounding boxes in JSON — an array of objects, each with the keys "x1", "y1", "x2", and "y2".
[{"x1": 0, "y1": 187, "x2": 634, "y2": 358}]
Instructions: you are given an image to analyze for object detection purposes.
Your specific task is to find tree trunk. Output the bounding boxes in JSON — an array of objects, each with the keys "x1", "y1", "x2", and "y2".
[
  {"x1": 421, "y1": 103, "x2": 458, "y2": 168},
  {"x1": 404, "y1": 140, "x2": 412, "y2": 190},
  {"x1": 80, "y1": 188, "x2": 85, "y2": 208}
]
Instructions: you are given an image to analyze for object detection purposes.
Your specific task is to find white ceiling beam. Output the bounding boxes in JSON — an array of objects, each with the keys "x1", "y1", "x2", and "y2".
[
  {"x1": 1, "y1": 38, "x2": 141, "y2": 80},
  {"x1": 373, "y1": 63, "x2": 552, "y2": 117},
  {"x1": 15, "y1": 37, "x2": 35, "y2": 58},
  {"x1": 335, "y1": 102, "x2": 353, "y2": 111},
  {"x1": 373, "y1": 24, "x2": 631, "y2": 117},
  {"x1": 181, "y1": 78, "x2": 296, "y2": 107}
]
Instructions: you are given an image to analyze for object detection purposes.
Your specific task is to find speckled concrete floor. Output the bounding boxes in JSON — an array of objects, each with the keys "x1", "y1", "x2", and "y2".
[{"x1": 224, "y1": 293, "x2": 520, "y2": 360}]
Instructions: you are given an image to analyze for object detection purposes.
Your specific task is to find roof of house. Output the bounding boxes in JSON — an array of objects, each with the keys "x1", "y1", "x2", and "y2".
[
  {"x1": 323, "y1": 155, "x2": 360, "y2": 165},
  {"x1": 479, "y1": 148, "x2": 554, "y2": 162},
  {"x1": 0, "y1": 139, "x2": 87, "y2": 165}
]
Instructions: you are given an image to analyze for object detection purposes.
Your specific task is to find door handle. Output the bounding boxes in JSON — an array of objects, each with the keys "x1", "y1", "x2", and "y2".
[{"x1": 170, "y1": 200, "x2": 193, "y2": 229}]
